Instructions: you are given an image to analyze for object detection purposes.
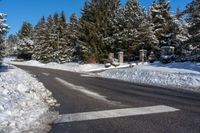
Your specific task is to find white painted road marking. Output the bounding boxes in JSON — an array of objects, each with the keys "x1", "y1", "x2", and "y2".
[
  {"x1": 42, "y1": 72, "x2": 50, "y2": 76},
  {"x1": 55, "y1": 77, "x2": 108, "y2": 101},
  {"x1": 55, "y1": 77, "x2": 125, "y2": 106},
  {"x1": 80, "y1": 74, "x2": 96, "y2": 77},
  {"x1": 54, "y1": 105, "x2": 179, "y2": 123}
]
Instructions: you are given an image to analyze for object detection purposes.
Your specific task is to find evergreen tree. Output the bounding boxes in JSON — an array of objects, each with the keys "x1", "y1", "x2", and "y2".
[
  {"x1": 0, "y1": 13, "x2": 9, "y2": 58},
  {"x1": 172, "y1": 12, "x2": 190, "y2": 54},
  {"x1": 107, "y1": 0, "x2": 158, "y2": 56},
  {"x1": 0, "y1": 13, "x2": 8, "y2": 44},
  {"x1": 69, "y1": 13, "x2": 80, "y2": 61},
  {"x1": 79, "y1": 0, "x2": 120, "y2": 62},
  {"x1": 184, "y1": 0, "x2": 200, "y2": 51},
  {"x1": 17, "y1": 22, "x2": 33, "y2": 39},
  {"x1": 32, "y1": 17, "x2": 48, "y2": 62},
  {"x1": 17, "y1": 22, "x2": 34, "y2": 60},
  {"x1": 33, "y1": 12, "x2": 73, "y2": 63},
  {"x1": 52, "y1": 12, "x2": 73, "y2": 63},
  {"x1": 148, "y1": 0, "x2": 174, "y2": 47},
  {"x1": 5, "y1": 34, "x2": 18, "y2": 56},
  {"x1": 44, "y1": 15, "x2": 57, "y2": 62},
  {"x1": 148, "y1": 0, "x2": 190, "y2": 56},
  {"x1": 57, "y1": 11, "x2": 73, "y2": 63}
]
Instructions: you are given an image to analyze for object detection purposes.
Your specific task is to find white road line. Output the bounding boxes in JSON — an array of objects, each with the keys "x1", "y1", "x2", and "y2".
[
  {"x1": 80, "y1": 74, "x2": 96, "y2": 77},
  {"x1": 55, "y1": 77, "x2": 108, "y2": 101},
  {"x1": 55, "y1": 77, "x2": 125, "y2": 106},
  {"x1": 54, "y1": 105, "x2": 179, "y2": 123},
  {"x1": 42, "y1": 72, "x2": 49, "y2": 76}
]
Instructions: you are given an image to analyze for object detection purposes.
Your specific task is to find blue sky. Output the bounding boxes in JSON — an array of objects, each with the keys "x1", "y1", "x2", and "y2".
[{"x1": 0, "y1": 0, "x2": 192, "y2": 36}]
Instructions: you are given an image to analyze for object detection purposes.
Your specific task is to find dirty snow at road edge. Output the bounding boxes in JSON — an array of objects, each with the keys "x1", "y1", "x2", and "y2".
[
  {"x1": 0, "y1": 64, "x2": 58, "y2": 133},
  {"x1": 98, "y1": 62, "x2": 200, "y2": 93}
]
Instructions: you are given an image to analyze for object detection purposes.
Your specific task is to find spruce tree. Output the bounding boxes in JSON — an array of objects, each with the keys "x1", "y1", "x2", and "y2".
[
  {"x1": 184, "y1": 0, "x2": 200, "y2": 51},
  {"x1": 0, "y1": 13, "x2": 8, "y2": 44},
  {"x1": 32, "y1": 12, "x2": 73, "y2": 63},
  {"x1": 45, "y1": 15, "x2": 57, "y2": 62},
  {"x1": 5, "y1": 34, "x2": 18, "y2": 56},
  {"x1": 0, "y1": 13, "x2": 8, "y2": 58},
  {"x1": 32, "y1": 17, "x2": 48, "y2": 62},
  {"x1": 148, "y1": 0, "x2": 174, "y2": 47},
  {"x1": 172, "y1": 11, "x2": 190, "y2": 55},
  {"x1": 57, "y1": 11, "x2": 73, "y2": 63},
  {"x1": 18, "y1": 22, "x2": 33, "y2": 39},
  {"x1": 108, "y1": 0, "x2": 158, "y2": 57},
  {"x1": 69, "y1": 13, "x2": 80, "y2": 61},
  {"x1": 79, "y1": 0, "x2": 120, "y2": 62},
  {"x1": 17, "y1": 22, "x2": 34, "y2": 60}
]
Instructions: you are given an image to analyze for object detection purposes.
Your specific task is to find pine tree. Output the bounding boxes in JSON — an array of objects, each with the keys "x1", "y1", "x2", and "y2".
[
  {"x1": 57, "y1": 11, "x2": 73, "y2": 63},
  {"x1": 18, "y1": 22, "x2": 33, "y2": 39},
  {"x1": 45, "y1": 15, "x2": 57, "y2": 62},
  {"x1": 172, "y1": 11, "x2": 190, "y2": 55},
  {"x1": 0, "y1": 13, "x2": 8, "y2": 43},
  {"x1": 107, "y1": 0, "x2": 158, "y2": 57},
  {"x1": 5, "y1": 34, "x2": 18, "y2": 56},
  {"x1": 0, "y1": 13, "x2": 9, "y2": 58},
  {"x1": 32, "y1": 17, "x2": 48, "y2": 62},
  {"x1": 79, "y1": 0, "x2": 120, "y2": 62},
  {"x1": 184, "y1": 0, "x2": 200, "y2": 51},
  {"x1": 32, "y1": 12, "x2": 73, "y2": 63},
  {"x1": 52, "y1": 12, "x2": 73, "y2": 63},
  {"x1": 69, "y1": 13, "x2": 80, "y2": 61},
  {"x1": 17, "y1": 22, "x2": 34, "y2": 60},
  {"x1": 148, "y1": 0, "x2": 174, "y2": 47}
]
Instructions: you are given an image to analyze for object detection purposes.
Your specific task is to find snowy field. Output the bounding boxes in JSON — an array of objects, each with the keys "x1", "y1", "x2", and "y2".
[
  {"x1": 3, "y1": 58, "x2": 131, "y2": 72},
  {"x1": 98, "y1": 62, "x2": 200, "y2": 93},
  {"x1": 0, "y1": 64, "x2": 58, "y2": 133}
]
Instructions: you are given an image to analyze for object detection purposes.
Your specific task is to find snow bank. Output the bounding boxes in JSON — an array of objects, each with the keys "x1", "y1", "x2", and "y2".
[
  {"x1": 2, "y1": 57, "x2": 16, "y2": 63},
  {"x1": 0, "y1": 65, "x2": 58, "y2": 133},
  {"x1": 4, "y1": 59, "x2": 130, "y2": 72},
  {"x1": 98, "y1": 62, "x2": 200, "y2": 93}
]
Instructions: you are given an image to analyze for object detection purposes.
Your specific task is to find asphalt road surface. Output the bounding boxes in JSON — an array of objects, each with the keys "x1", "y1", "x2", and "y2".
[{"x1": 15, "y1": 65, "x2": 200, "y2": 133}]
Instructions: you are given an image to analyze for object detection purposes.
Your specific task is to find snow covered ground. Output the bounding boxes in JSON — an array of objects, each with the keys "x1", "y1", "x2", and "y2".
[
  {"x1": 0, "y1": 64, "x2": 58, "y2": 133},
  {"x1": 98, "y1": 62, "x2": 200, "y2": 93},
  {"x1": 3, "y1": 58, "x2": 131, "y2": 72}
]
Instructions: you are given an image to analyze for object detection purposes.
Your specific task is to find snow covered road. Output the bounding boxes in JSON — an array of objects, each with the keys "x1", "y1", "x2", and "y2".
[{"x1": 0, "y1": 64, "x2": 58, "y2": 133}]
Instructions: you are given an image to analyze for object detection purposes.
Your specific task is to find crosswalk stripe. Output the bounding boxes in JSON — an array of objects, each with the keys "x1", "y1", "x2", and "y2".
[{"x1": 54, "y1": 105, "x2": 179, "y2": 123}]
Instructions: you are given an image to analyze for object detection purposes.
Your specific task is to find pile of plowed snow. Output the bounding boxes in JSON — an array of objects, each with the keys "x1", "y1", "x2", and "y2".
[
  {"x1": 4, "y1": 59, "x2": 130, "y2": 72},
  {"x1": 98, "y1": 62, "x2": 200, "y2": 93},
  {"x1": 0, "y1": 65, "x2": 58, "y2": 133}
]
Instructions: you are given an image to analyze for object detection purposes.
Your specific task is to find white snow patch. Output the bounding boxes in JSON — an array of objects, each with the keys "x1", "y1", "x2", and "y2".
[
  {"x1": 4, "y1": 59, "x2": 131, "y2": 72},
  {"x1": 0, "y1": 64, "x2": 58, "y2": 133},
  {"x1": 98, "y1": 62, "x2": 200, "y2": 93}
]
